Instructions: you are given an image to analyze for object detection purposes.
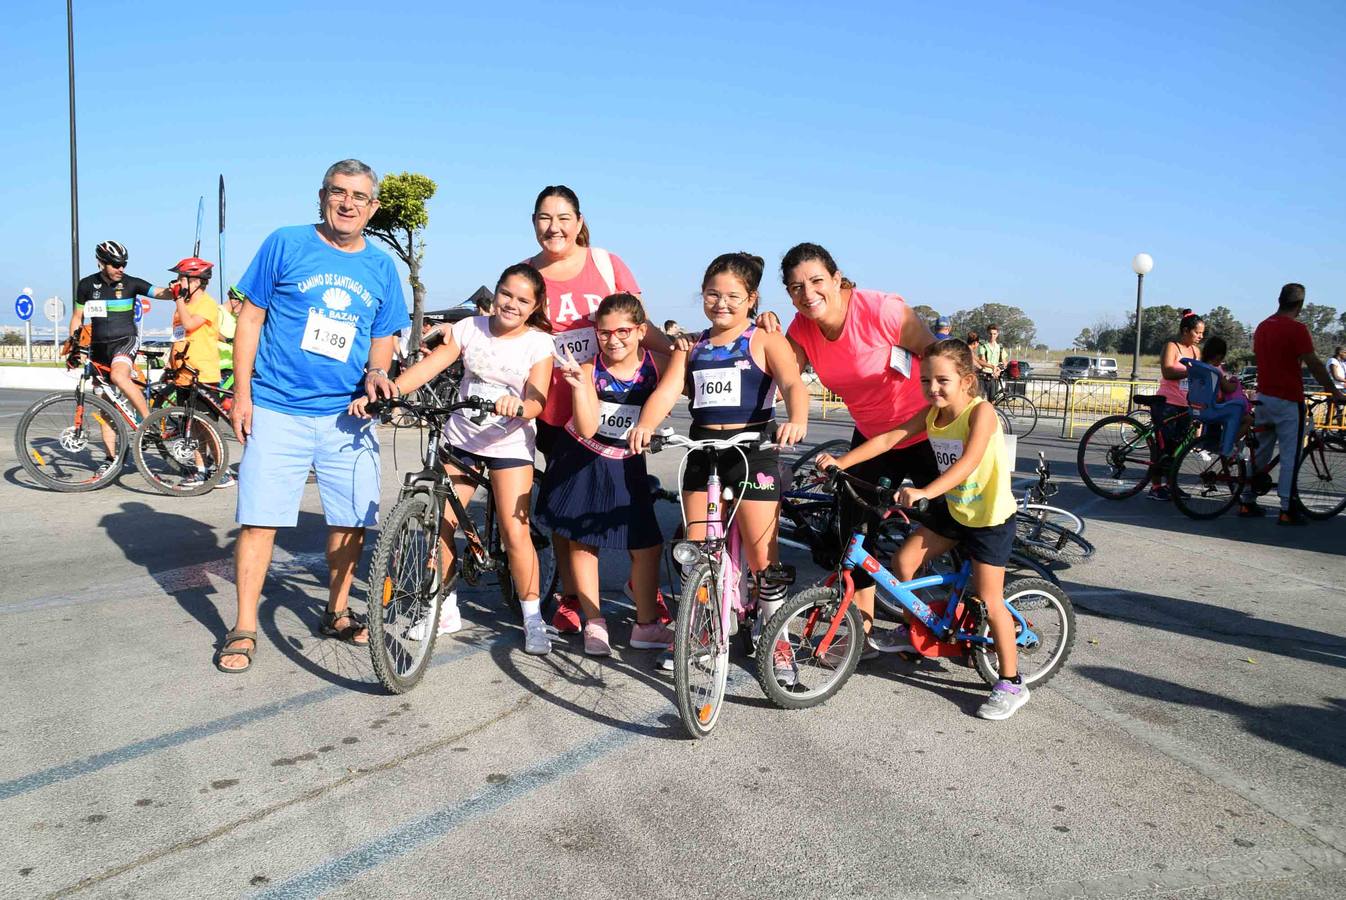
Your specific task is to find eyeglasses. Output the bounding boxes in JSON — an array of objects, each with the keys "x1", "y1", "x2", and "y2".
[
  {"x1": 597, "y1": 327, "x2": 636, "y2": 341},
  {"x1": 702, "y1": 291, "x2": 749, "y2": 308},
  {"x1": 325, "y1": 186, "x2": 374, "y2": 208}
]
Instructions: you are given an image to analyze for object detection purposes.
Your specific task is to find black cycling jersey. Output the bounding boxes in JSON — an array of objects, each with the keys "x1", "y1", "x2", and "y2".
[{"x1": 77, "y1": 272, "x2": 154, "y2": 342}]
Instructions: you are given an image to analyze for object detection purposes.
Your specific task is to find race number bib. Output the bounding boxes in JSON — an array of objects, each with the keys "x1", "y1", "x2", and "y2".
[
  {"x1": 172, "y1": 325, "x2": 187, "y2": 341},
  {"x1": 84, "y1": 300, "x2": 107, "y2": 319},
  {"x1": 596, "y1": 401, "x2": 641, "y2": 440},
  {"x1": 300, "y1": 310, "x2": 355, "y2": 363},
  {"x1": 1178, "y1": 378, "x2": 1189, "y2": 393},
  {"x1": 692, "y1": 368, "x2": 741, "y2": 409},
  {"x1": 889, "y1": 346, "x2": 912, "y2": 378},
  {"x1": 929, "y1": 437, "x2": 964, "y2": 474},
  {"x1": 553, "y1": 326, "x2": 597, "y2": 364}
]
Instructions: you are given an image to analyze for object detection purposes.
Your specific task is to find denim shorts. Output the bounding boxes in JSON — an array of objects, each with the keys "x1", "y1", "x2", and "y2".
[{"x1": 237, "y1": 405, "x2": 381, "y2": 528}]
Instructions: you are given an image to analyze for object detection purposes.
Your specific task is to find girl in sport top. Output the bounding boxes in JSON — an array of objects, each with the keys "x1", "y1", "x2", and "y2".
[
  {"x1": 349, "y1": 264, "x2": 556, "y2": 656},
  {"x1": 631, "y1": 252, "x2": 810, "y2": 668},
  {"x1": 525, "y1": 185, "x2": 674, "y2": 631},
  {"x1": 818, "y1": 340, "x2": 1027, "y2": 721},
  {"x1": 1152, "y1": 310, "x2": 1205, "y2": 500},
  {"x1": 536, "y1": 294, "x2": 672, "y2": 657}
]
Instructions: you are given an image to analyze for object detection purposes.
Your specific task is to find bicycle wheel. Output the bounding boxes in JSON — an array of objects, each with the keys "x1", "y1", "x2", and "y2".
[
  {"x1": 788, "y1": 438, "x2": 851, "y2": 491},
  {"x1": 1019, "y1": 502, "x2": 1085, "y2": 536},
  {"x1": 14, "y1": 392, "x2": 128, "y2": 492},
  {"x1": 674, "y1": 562, "x2": 729, "y2": 738},
  {"x1": 368, "y1": 493, "x2": 443, "y2": 694},
  {"x1": 998, "y1": 395, "x2": 1038, "y2": 439},
  {"x1": 1295, "y1": 434, "x2": 1346, "y2": 519},
  {"x1": 971, "y1": 578, "x2": 1074, "y2": 688},
  {"x1": 1013, "y1": 513, "x2": 1096, "y2": 565},
  {"x1": 995, "y1": 405, "x2": 1015, "y2": 437},
  {"x1": 133, "y1": 406, "x2": 229, "y2": 496},
  {"x1": 1076, "y1": 414, "x2": 1155, "y2": 500},
  {"x1": 1169, "y1": 443, "x2": 1245, "y2": 520},
  {"x1": 756, "y1": 585, "x2": 866, "y2": 710}
]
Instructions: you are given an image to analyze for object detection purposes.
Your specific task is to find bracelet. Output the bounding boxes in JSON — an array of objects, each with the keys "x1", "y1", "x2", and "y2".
[{"x1": 366, "y1": 367, "x2": 388, "y2": 379}]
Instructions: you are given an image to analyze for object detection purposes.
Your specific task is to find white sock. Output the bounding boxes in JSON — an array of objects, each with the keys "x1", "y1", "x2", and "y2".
[{"x1": 520, "y1": 599, "x2": 541, "y2": 624}]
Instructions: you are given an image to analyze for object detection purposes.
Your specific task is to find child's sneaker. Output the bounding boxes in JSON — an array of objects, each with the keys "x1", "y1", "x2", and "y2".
[
  {"x1": 624, "y1": 580, "x2": 672, "y2": 624},
  {"x1": 551, "y1": 595, "x2": 581, "y2": 634},
  {"x1": 773, "y1": 640, "x2": 798, "y2": 687},
  {"x1": 976, "y1": 680, "x2": 1030, "y2": 720},
  {"x1": 630, "y1": 621, "x2": 674, "y2": 649},
  {"x1": 1148, "y1": 485, "x2": 1172, "y2": 501},
  {"x1": 872, "y1": 624, "x2": 916, "y2": 654},
  {"x1": 523, "y1": 618, "x2": 552, "y2": 655},
  {"x1": 406, "y1": 592, "x2": 461, "y2": 639},
  {"x1": 654, "y1": 649, "x2": 675, "y2": 673},
  {"x1": 583, "y1": 618, "x2": 611, "y2": 656}
]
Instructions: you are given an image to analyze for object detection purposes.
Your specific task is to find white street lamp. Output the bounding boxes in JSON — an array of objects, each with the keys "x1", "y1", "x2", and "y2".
[{"x1": 1129, "y1": 253, "x2": 1154, "y2": 381}]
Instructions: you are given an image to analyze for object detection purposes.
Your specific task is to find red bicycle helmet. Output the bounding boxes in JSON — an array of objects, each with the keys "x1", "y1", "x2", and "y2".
[{"x1": 169, "y1": 257, "x2": 214, "y2": 278}]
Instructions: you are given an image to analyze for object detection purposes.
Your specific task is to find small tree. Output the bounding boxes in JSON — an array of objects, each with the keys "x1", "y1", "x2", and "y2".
[
  {"x1": 1072, "y1": 328, "x2": 1094, "y2": 350},
  {"x1": 365, "y1": 172, "x2": 437, "y2": 355},
  {"x1": 948, "y1": 302, "x2": 1038, "y2": 349},
  {"x1": 1202, "y1": 305, "x2": 1250, "y2": 351}
]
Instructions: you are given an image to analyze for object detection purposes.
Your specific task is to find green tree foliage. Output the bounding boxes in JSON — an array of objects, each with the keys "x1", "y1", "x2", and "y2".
[
  {"x1": 947, "y1": 302, "x2": 1037, "y2": 349},
  {"x1": 1073, "y1": 328, "x2": 1094, "y2": 350},
  {"x1": 909, "y1": 303, "x2": 939, "y2": 330},
  {"x1": 0, "y1": 330, "x2": 24, "y2": 346},
  {"x1": 365, "y1": 172, "x2": 437, "y2": 352},
  {"x1": 1113, "y1": 304, "x2": 1185, "y2": 356},
  {"x1": 1201, "y1": 305, "x2": 1250, "y2": 350},
  {"x1": 1300, "y1": 303, "x2": 1341, "y2": 354}
]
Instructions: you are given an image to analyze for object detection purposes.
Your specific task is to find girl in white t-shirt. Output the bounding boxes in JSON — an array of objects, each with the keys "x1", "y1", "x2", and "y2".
[{"x1": 351, "y1": 264, "x2": 556, "y2": 655}]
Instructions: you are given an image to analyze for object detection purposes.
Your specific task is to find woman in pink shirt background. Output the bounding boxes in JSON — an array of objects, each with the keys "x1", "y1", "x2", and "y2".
[
  {"x1": 765, "y1": 242, "x2": 938, "y2": 654},
  {"x1": 525, "y1": 185, "x2": 672, "y2": 630}
]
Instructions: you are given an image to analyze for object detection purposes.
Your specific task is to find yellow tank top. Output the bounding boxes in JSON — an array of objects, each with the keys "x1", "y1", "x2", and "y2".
[{"x1": 925, "y1": 397, "x2": 1015, "y2": 528}]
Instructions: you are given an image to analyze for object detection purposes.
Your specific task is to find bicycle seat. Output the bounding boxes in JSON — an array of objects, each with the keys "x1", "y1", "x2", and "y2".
[
  {"x1": 140, "y1": 349, "x2": 165, "y2": 359},
  {"x1": 1131, "y1": 394, "x2": 1165, "y2": 409}
]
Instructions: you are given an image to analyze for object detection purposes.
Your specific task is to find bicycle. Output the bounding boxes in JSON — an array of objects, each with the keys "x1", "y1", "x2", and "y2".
[
  {"x1": 363, "y1": 396, "x2": 559, "y2": 694},
  {"x1": 14, "y1": 348, "x2": 174, "y2": 492},
  {"x1": 1013, "y1": 452, "x2": 1095, "y2": 565},
  {"x1": 985, "y1": 376, "x2": 1038, "y2": 439},
  {"x1": 132, "y1": 360, "x2": 232, "y2": 495},
  {"x1": 1293, "y1": 395, "x2": 1346, "y2": 519},
  {"x1": 646, "y1": 424, "x2": 794, "y2": 738},
  {"x1": 1075, "y1": 393, "x2": 1201, "y2": 500},
  {"x1": 756, "y1": 467, "x2": 1075, "y2": 711}
]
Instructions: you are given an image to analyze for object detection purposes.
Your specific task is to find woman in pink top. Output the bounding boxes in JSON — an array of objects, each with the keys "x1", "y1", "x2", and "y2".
[
  {"x1": 774, "y1": 242, "x2": 938, "y2": 652},
  {"x1": 526, "y1": 185, "x2": 672, "y2": 630},
  {"x1": 1150, "y1": 310, "x2": 1205, "y2": 500}
]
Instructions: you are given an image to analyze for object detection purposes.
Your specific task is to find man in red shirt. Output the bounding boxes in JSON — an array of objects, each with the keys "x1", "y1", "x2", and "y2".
[{"x1": 1240, "y1": 283, "x2": 1346, "y2": 524}]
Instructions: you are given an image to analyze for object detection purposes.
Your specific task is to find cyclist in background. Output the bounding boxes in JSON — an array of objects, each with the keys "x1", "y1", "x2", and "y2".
[
  {"x1": 977, "y1": 324, "x2": 1009, "y2": 397},
  {"x1": 66, "y1": 240, "x2": 173, "y2": 475},
  {"x1": 1150, "y1": 310, "x2": 1205, "y2": 501},
  {"x1": 218, "y1": 286, "x2": 246, "y2": 391},
  {"x1": 168, "y1": 257, "x2": 233, "y2": 488}
]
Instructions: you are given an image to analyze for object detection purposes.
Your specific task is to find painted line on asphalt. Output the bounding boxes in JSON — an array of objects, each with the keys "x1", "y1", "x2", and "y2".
[
  {"x1": 0, "y1": 635, "x2": 497, "y2": 803},
  {"x1": 255, "y1": 716, "x2": 652, "y2": 899}
]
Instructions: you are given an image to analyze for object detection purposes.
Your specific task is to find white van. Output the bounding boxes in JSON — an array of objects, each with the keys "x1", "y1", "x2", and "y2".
[{"x1": 1059, "y1": 356, "x2": 1119, "y2": 381}]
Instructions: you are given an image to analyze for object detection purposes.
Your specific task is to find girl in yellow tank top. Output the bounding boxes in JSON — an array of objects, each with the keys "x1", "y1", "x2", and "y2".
[{"x1": 818, "y1": 339, "x2": 1030, "y2": 721}]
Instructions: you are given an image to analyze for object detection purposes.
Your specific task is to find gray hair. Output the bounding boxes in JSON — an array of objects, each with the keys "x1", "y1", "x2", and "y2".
[{"x1": 322, "y1": 159, "x2": 379, "y2": 198}]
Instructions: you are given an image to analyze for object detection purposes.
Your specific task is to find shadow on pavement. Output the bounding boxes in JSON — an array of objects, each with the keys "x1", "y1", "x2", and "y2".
[{"x1": 1078, "y1": 664, "x2": 1346, "y2": 768}]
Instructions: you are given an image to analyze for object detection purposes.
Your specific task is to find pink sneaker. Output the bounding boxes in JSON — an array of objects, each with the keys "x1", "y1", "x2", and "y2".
[
  {"x1": 583, "y1": 618, "x2": 611, "y2": 656},
  {"x1": 630, "y1": 620, "x2": 674, "y2": 649},
  {"x1": 552, "y1": 595, "x2": 581, "y2": 634},
  {"x1": 624, "y1": 580, "x2": 672, "y2": 625}
]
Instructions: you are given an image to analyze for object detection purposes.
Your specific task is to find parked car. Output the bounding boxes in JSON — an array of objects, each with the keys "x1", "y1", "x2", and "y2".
[
  {"x1": 1059, "y1": 355, "x2": 1118, "y2": 381},
  {"x1": 1238, "y1": 365, "x2": 1257, "y2": 389},
  {"x1": 1008, "y1": 360, "x2": 1033, "y2": 380}
]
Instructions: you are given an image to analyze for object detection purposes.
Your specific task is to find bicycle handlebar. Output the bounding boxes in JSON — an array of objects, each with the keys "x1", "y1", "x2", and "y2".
[
  {"x1": 366, "y1": 395, "x2": 497, "y2": 424},
  {"x1": 820, "y1": 465, "x2": 930, "y2": 517},
  {"x1": 647, "y1": 420, "x2": 778, "y2": 454}
]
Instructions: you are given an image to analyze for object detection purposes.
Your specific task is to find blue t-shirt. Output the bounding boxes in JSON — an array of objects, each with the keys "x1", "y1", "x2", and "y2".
[{"x1": 237, "y1": 225, "x2": 410, "y2": 416}]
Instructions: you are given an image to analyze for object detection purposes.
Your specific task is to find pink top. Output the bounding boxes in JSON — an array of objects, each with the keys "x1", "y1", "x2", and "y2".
[
  {"x1": 1158, "y1": 339, "x2": 1201, "y2": 407},
  {"x1": 532, "y1": 248, "x2": 641, "y2": 427},
  {"x1": 787, "y1": 288, "x2": 929, "y2": 446}
]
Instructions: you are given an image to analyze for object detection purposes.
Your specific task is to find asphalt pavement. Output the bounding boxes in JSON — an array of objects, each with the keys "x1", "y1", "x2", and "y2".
[{"x1": 1, "y1": 386, "x2": 1344, "y2": 899}]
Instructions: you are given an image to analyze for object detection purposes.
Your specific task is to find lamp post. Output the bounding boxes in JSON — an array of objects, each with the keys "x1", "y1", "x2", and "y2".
[{"x1": 1129, "y1": 253, "x2": 1153, "y2": 382}]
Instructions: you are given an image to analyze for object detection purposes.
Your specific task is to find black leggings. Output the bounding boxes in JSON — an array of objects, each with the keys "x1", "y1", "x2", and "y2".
[{"x1": 841, "y1": 430, "x2": 940, "y2": 590}]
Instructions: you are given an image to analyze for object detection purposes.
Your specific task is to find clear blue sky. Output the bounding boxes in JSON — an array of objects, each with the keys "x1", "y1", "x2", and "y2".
[{"x1": 3, "y1": 0, "x2": 1343, "y2": 347}]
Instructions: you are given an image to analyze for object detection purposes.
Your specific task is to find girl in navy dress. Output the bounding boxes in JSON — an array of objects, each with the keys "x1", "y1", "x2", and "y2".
[{"x1": 537, "y1": 293, "x2": 672, "y2": 656}]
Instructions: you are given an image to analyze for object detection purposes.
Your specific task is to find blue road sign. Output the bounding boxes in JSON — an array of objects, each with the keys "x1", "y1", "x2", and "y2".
[{"x1": 15, "y1": 293, "x2": 34, "y2": 321}]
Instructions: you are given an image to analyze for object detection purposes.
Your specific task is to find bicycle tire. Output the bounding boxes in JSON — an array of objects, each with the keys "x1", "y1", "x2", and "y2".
[
  {"x1": 674, "y1": 562, "x2": 729, "y2": 738},
  {"x1": 1076, "y1": 414, "x2": 1155, "y2": 500},
  {"x1": 1019, "y1": 502, "x2": 1085, "y2": 536},
  {"x1": 367, "y1": 493, "x2": 443, "y2": 694},
  {"x1": 995, "y1": 405, "x2": 1015, "y2": 437},
  {"x1": 788, "y1": 438, "x2": 852, "y2": 491},
  {"x1": 998, "y1": 394, "x2": 1038, "y2": 439},
  {"x1": 756, "y1": 585, "x2": 866, "y2": 710},
  {"x1": 1168, "y1": 442, "x2": 1246, "y2": 520},
  {"x1": 14, "y1": 391, "x2": 128, "y2": 492},
  {"x1": 971, "y1": 577, "x2": 1075, "y2": 688},
  {"x1": 1294, "y1": 433, "x2": 1346, "y2": 519},
  {"x1": 1013, "y1": 514, "x2": 1095, "y2": 565},
  {"x1": 132, "y1": 406, "x2": 229, "y2": 496},
  {"x1": 496, "y1": 472, "x2": 559, "y2": 616}
]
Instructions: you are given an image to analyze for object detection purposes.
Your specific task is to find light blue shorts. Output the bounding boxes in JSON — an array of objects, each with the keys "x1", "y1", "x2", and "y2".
[{"x1": 237, "y1": 405, "x2": 381, "y2": 528}]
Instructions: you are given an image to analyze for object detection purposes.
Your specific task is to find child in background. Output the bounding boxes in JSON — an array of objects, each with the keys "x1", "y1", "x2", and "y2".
[
  {"x1": 1196, "y1": 336, "x2": 1250, "y2": 459},
  {"x1": 537, "y1": 293, "x2": 672, "y2": 656},
  {"x1": 819, "y1": 339, "x2": 1026, "y2": 720}
]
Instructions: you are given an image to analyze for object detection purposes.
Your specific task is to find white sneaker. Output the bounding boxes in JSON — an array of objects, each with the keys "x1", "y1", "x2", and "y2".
[
  {"x1": 524, "y1": 618, "x2": 552, "y2": 655},
  {"x1": 872, "y1": 625, "x2": 916, "y2": 654},
  {"x1": 406, "y1": 593, "x2": 461, "y2": 640},
  {"x1": 1193, "y1": 449, "x2": 1216, "y2": 464}
]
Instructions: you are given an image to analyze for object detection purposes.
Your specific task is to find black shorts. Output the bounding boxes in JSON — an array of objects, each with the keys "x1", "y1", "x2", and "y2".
[
  {"x1": 680, "y1": 423, "x2": 781, "y2": 501},
  {"x1": 841, "y1": 430, "x2": 940, "y2": 589},
  {"x1": 923, "y1": 504, "x2": 1016, "y2": 567},
  {"x1": 90, "y1": 335, "x2": 138, "y2": 370},
  {"x1": 446, "y1": 448, "x2": 532, "y2": 472}
]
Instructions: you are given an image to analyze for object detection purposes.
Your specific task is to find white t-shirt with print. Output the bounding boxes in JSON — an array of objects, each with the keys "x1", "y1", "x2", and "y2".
[{"x1": 441, "y1": 316, "x2": 554, "y2": 461}]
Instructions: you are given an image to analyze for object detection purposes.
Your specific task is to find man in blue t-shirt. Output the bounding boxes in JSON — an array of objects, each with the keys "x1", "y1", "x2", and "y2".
[{"x1": 217, "y1": 159, "x2": 410, "y2": 674}]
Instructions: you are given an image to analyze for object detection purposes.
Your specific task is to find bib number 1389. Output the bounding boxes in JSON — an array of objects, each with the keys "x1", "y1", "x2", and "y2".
[{"x1": 301, "y1": 309, "x2": 356, "y2": 363}]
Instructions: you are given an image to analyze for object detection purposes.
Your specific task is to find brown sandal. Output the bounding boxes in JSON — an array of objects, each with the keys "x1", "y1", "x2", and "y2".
[
  {"x1": 214, "y1": 629, "x2": 257, "y2": 673},
  {"x1": 320, "y1": 608, "x2": 368, "y2": 645}
]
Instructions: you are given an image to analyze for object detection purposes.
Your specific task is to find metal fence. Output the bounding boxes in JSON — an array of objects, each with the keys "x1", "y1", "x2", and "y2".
[{"x1": 0, "y1": 345, "x2": 61, "y2": 362}]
